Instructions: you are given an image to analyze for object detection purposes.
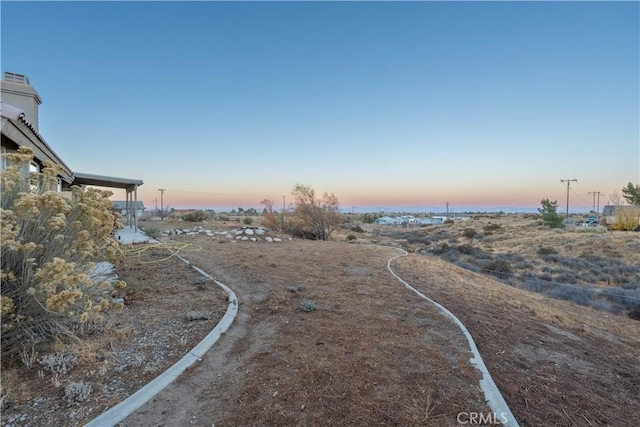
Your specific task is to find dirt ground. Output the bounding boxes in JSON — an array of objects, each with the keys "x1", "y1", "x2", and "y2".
[
  {"x1": 120, "y1": 237, "x2": 491, "y2": 427},
  {"x1": 2, "y1": 217, "x2": 639, "y2": 426},
  {"x1": 1, "y1": 245, "x2": 229, "y2": 427}
]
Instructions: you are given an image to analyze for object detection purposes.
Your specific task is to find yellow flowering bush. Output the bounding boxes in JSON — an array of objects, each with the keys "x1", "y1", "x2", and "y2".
[{"x1": 1, "y1": 147, "x2": 126, "y2": 358}]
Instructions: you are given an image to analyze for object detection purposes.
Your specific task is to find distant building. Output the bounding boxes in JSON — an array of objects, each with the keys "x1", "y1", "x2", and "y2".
[
  {"x1": 375, "y1": 216, "x2": 400, "y2": 226},
  {"x1": 1, "y1": 72, "x2": 144, "y2": 231},
  {"x1": 419, "y1": 217, "x2": 442, "y2": 226}
]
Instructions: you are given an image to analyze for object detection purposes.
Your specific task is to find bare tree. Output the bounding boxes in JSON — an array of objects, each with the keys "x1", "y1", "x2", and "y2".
[
  {"x1": 608, "y1": 190, "x2": 625, "y2": 206},
  {"x1": 261, "y1": 198, "x2": 284, "y2": 232},
  {"x1": 290, "y1": 184, "x2": 340, "y2": 240}
]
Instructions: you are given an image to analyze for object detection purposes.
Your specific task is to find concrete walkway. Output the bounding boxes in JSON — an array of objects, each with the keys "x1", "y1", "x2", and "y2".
[
  {"x1": 116, "y1": 226, "x2": 155, "y2": 244},
  {"x1": 84, "y1": 245, "x2": 239, "y2": 427}
]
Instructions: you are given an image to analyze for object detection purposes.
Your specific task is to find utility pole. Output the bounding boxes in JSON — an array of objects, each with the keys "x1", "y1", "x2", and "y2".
[
  {"x1": 158, "y1": 189, "x2": 166, "y2": 221},
  {"x1": 281, "y1": 195, "x2": 285, "y2": 231},
  {"x1": 589, "y1": 191, "x2": 602, "y2": 216},
  {"x1": 446, "y1": 202, "x2": 449, "y2": 219},
  {"x1": 154, "y1": 198, "x2": 158, "y2": 211},
  {"x1": 560, "y1": 179, "x2": 577, "y2": 218}
]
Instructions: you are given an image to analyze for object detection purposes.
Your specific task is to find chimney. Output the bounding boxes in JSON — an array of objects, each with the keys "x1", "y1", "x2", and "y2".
[{"x1": 1, "y1": 72, "x2": 43, "y2": 131}]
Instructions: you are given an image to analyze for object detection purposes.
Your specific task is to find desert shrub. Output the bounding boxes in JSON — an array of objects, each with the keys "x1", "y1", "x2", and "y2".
[
  {"x1": 628, "y1": 309, "x2": 640, "y2": 321},
  {"x1": 64, "y1": 380, "x2": 93, "y2": 404},
  {"x1": 185, "y1": 311, "x2": 211, "y2": 321},
  {"x1": 482, "y1": 259, "x2": 512, "y2": 277},
  {"x1": 483, "y1": 223, "x2": 501, "y2": 233},
  {"x1": 441, "y1": 250, "x2": 459, "y2": 263},
  {"x1": 182, "y1": 210, "x2": 209, "y2": 222},
  {"x1": 351, "y1": 224, "x2": 365, "y2": 233},
  {"x1": 575, "y1": 225, "x2": 607, "y2": 233},
  {"x1": 537, "y1": 247, "x2": 557, "y2": 256},
  {"x1": 1, "y1": 147, "x2": 126, "y2": 359},
  {"x1": 346, "y1": 234, "x2": 357, "y2": 241},
  {"x1": 37, "y1": 350, "x2": 78, "y2": 375},
  {"x1": 545, "y1": 286, "x2": 591, "y2": 306},
  {"x1": 300, "y1": 300, "x2": 317, "y2": 312},
  {"x1": 140, "y1": 227, "x2": 162, "y2": 239},
  {"x1": 555, "y1": 256, "x2": 588, "y2": 270},
  {"x1": 462, "y1": 228, "x2": 477, "y2": 239},
  {"x1": 609, "y1": 206, "x2": 640, "y2": 231},
  {"x1": 443, "y1": 219, "x2": 454, "y2": 224},
  {"x1": 553, "y1": 272, "x2": 580, "y2": 284},
  {"x1": 432, "y1": 243, "x2": 450, "y2": 255},
  {"x1": 457, "y1": 244, "x2": 474, "y2": 255},
  {"x1": 242, "y1": 217, "x2": 253, "y2": 225},
  {"x1": 541, "y1": 253, "x2": 561, "y2": 264},
  {"x1": 406, "y1": 235, "x2": 432, "y2": 245},
  {"x1": 217, "y1": 215, "x2": 230, "y2": 221},
  {"x1": 513, "y1": 259, "x2": 534, "y2": 270}
]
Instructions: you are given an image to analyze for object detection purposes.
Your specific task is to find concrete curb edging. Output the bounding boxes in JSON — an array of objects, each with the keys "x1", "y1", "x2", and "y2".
[
  {"x1": 386, "y1": 249, "x2": 519, "y2": 427},
  {"x1": 84, "y1": 261, "x2": 238, "y2": 427}
]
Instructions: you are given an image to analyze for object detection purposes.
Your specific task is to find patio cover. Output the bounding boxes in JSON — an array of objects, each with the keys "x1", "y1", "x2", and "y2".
[{"x1": 73, "y1": 172, "x2": 143, "y2": 232}]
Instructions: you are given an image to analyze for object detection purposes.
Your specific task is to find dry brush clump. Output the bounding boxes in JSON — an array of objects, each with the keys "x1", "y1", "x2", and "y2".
[
  {"x1": 610, "y1": 205, "x2": 640, "y2": 231},
  {"x1": 289, "y1": 184, "x2": 341, "y2": 240},
  {"x1": 262, "y1": 184, "x2": 341, "y2": 240},
  {"x1": 1, "y1": 147, "x2": 126, "y2": 360}
]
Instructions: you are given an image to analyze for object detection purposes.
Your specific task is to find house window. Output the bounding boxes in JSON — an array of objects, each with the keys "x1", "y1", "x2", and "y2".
[{"x1": 29, "y1": 162, "x2": 40, "y2": 192}]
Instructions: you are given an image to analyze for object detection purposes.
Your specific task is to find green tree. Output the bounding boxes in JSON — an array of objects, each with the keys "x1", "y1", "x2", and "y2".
[
  {"x1": 538, "y1": 199, "x2": 564, "y2": 228},
  {"x1": 361, "y1": 213, "x2": 380, "y2": 224},
  {"x1": 621, "y1": 182, "x2": 640, "y2": 206}
]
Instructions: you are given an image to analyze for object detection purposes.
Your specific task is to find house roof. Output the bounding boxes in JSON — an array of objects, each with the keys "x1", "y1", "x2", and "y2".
[
  {"x1": 602, "y1": 205, "x2": 637, "y2": 216},
  {"x1": 73, "y1": 172, "x2": 143, "y2": 191},
  {"x1": 1, "y1": 102, "x2": 144, "y2": 192},
  {"x1": 1, "y1": 101, "x2": 74, "y2": 183},
  {"x1": 0, "y1": 101, "x2": 23, "y2": 120}
]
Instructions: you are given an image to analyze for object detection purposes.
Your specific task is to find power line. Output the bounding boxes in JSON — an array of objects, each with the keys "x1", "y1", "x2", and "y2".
[
  {"x1": 589, "y1": 191, "x2": 602, "y2": 215},
  {"x1": 570, "y1": 181, "x2": 592, "y2": 205}
]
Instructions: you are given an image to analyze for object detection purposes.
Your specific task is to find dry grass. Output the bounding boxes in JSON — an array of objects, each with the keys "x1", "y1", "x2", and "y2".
[{"x1": 3, "y1": 215, "x2": 639, "y2": 426}]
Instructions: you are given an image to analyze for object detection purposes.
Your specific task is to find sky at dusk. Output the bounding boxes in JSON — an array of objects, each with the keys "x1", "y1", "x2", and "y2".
[{"x1": 2, "y1": 1, "x2": 638, "y2": 213}]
